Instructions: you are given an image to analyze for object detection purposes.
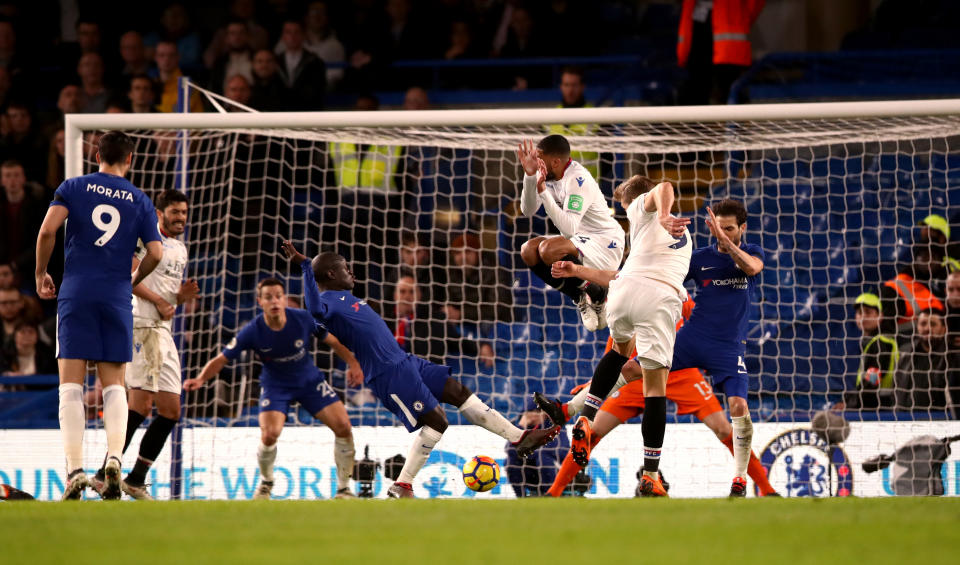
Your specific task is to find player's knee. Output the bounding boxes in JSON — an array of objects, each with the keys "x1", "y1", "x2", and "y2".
[
  {"x1": 331, "y1": 419, "x2": 352, "y2": 438},
  {"x1": 728, "y1": 397, "x2": 748, "y2": 418},
  {"x1": 621, "y1": 359, "x2": 643, "y2": 381},
  {"x1": 442, "y1": 377, "x2": 472, "y2": 407},
  {"x1": 157, "y1": 404, "x2": 180, "y2": 420},
  {"x1": 520, "y1": 238, "x2": 542, "y2": 266},
  {"x1": 261, "y1": 429, "x2": 281, "y2": 445},
  {"x1": 537, "y1": 239, "x2": 559, "y2": 263},
  {"x1": 420, "y1": 408, "x2": 448, "y2": 434}
]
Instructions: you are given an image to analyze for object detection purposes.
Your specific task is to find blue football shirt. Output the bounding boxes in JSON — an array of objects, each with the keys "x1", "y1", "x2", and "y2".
[
  {"x1": 51, "y1": 172, "x2": 161, "y2": 301},
  {"x1": 300, "y1": 259, "x2": 407, "y2": 382},
  {"x1": 222, "y1": 308, "x2": 328, "y2": 390},
  {"x1": 683, "y1": 243, "x2": 764, "y2": 344}
]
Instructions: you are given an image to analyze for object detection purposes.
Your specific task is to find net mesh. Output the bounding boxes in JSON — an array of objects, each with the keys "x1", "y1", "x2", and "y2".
[{"x1": 73, "y1": 106, "x2": 960, "y2": 498}]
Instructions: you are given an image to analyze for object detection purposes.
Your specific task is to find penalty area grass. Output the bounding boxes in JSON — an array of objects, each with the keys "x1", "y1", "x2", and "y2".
[{"x1": 1, "y1": 497, "x2": 957, "y2": 565}]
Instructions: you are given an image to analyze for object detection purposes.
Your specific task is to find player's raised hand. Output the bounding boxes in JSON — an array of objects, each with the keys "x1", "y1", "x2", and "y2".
[
  {"x1": 536, "y1": 158, "x2": 547, "y2": 193},
  {"x1": 177, "y1": 279, "x2": 200, "y2": 304},
  {"x1": 346, "y1": 362, "x2": 364, "y2": 387},
  {"x1": 705, "y1": 206, "x2": 733, "y2": 252},
  {"x1": 516, "y1": 139, "x2": 540, "y2": 176},
  {"x1": 281, "y1": 240, "x2": 308, "y2": 263},
  {"x1": 36, "y1": 272, "x2": 56, "y2": 300},
  {"x1": 551, "y1": 260, "x2": 579, "y2": 279},
  {"x1": 659, "y1": 214, "x2": 690, "y2": 238},
  {"x1": 182, "y1": 377, "x2": 205, "y2": 391}
]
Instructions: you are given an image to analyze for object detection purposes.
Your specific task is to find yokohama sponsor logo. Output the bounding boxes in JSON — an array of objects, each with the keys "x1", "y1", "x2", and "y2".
[{"x1": 706, "y1": 277, "x2": 748, "y2": 290}]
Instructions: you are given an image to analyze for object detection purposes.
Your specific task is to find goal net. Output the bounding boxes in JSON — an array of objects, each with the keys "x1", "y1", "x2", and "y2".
[{"x1": 59, "y1": 99, "x2": 960, "y2": 499}]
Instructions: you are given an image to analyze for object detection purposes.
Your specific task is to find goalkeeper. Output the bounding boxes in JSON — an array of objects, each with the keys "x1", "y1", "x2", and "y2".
[{"x1": 281, "y1": 241, "x2": 560, "y2": 499}]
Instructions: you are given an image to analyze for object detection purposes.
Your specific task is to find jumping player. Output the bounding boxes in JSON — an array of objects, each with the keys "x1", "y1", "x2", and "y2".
[
  {"x1": 553, "y1": 175, "x2": 691, "y2": 496},
  {"x1": 184, "y1": 278, "x2": 361, "y2": 499},
  {"x1": 90, "y1": 189, "x2": 198, "y2": 500},
  {"x1": 35, "y1": 131, "x2": 163, "y2": 500},
  {"x1": 517, "y1": 135, "x2": 625, "y2": 331},
  {"x1": 281, "y1": 240, "x2": 560, "y2": 499}
]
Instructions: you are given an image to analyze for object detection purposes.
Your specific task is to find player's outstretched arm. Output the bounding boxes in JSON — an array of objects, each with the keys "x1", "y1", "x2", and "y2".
[
  {"x1": 35, "y1": 205, "x2": 69, "y2": 299},
  {"x1": 517, "y1": 139, "x2": 544, "y2": 217},
  {"x1": 183, "y1": 353, "x2": 230, "y2": 391},
  {"x1": 133, "y1": 240, "x2": 163, "y2": 287},
  {"x1": 644, "y1": 182, "x2": 689, "y2": 238},
  {"x1": 552, "y1": 260, "x2": 618, "y2": 288},
  {"x1": 323, "y1": 333, "x2": 364, "y2": 387},
  {"x1": 705, "y1": 207, "x2": 763, "y2": 276}
]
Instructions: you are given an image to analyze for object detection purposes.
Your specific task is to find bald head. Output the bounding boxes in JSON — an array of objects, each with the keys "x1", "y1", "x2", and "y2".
[{"x1": 947, "y1": 271, "x2": 960, "y2": 308}]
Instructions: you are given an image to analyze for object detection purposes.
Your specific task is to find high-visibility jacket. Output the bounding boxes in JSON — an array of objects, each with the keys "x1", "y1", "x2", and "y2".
[
  {"x1": 330, "y1": 143, "x2": 402, "y2": 192},
  {"x1": 884, "y1": 273, "x2": 944, "y2": 324},
  {"x1": 856, "y1": 334, "x2": 899, "y2": 389},
  {"x1": 548, "y1": 102, "x2": 599, "y2": 180},
  {"x1": 677, "y1": 0, "x2": 765, "y2": 68}
]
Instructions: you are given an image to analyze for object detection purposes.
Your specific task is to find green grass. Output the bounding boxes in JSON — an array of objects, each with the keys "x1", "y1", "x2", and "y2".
[{"x1": 2, "y1": 498, "x2": 958, "y2": 565}]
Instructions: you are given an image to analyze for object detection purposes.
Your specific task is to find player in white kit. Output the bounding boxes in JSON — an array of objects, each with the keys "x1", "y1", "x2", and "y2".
[
  {"x1": 517, "y1": 135, "x2": 625, "y2": 330},
  {"x1": 91, "y1": 189, "x2": 198, "y2": 500},
  {"x1": 553, "y1": 175, "x2": 691, "y2": 497}
]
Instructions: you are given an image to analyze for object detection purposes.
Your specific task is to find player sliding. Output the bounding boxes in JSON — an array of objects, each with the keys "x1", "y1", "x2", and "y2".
[
  {"x1": 552, "y1": 175, "x2": 691, "y2": 497},
  {"x1": 35, "y1": 131, "x2": 163, "y2": 500},
  {"x1": 281, "y1": 240, "x2": 560, "y2": 498},
  {"x1": 517, "y1": 135, "x2": 625, "y2": 331},
  {"x1": 184, "y1": 279, "x2": 361, "y2": 499}
]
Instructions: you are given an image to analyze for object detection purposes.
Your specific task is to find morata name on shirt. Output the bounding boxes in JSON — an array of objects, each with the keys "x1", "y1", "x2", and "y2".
[{"x1": 86, "y1": 183, "x2": 135, "y2": 202}]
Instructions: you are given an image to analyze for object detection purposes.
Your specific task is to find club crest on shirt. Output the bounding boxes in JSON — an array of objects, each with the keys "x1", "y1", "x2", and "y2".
[
  {"x1": 759, "y1": 428, "x2": 853, "y2": 498},
  {"x1": 261, "y1": 398, "x2": 270, "y2": 407},
  {"x1": 413, "y1": 401, "x2": 424, "y2": 412},
  {"x1": 225, "y1": 338, "x2": 237, "y2": 350},
  {"x1": 295, "y1": 339, "x2": 304, "y2": 348}
]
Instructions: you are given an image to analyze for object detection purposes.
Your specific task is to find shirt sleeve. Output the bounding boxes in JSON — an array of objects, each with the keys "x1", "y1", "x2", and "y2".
[
  {"x1": 138, "y1": 195, "x2": 161, "y2": 244},
  {"x1": 222, "y1": 323, "x2": 253, "y2": 361},
  {"x1": 537, "y1": 176, "x2": 595, "y2": 239},
  {"x1": 50, "y1": 181, "x2": 70, "y2": 209},
  {"x1": 300, "y1": 309, "x2": 329, "y2": 340},
  {"x1": 519, "y1": 174, "x2": 541, "y2": 218},
  {"x1": 301, "y1": 259, "x2": 330, "y2": 321},
  {"x1": 745, "y1": 243, "x2": 765, "y2": 261},
  {"x1": 628, "y1": 192, "x2": 656, "y2": 226}
]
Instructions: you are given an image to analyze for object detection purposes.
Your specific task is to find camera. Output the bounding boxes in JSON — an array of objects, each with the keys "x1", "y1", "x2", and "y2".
[{"x1": 352, "y1": 445, "x2": 380, "y2": 498}]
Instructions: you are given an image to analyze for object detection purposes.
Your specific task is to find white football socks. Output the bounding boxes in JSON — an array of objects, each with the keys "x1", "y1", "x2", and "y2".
[
  {"x1": 101, "y1": 384, "x2": 128, "y2": 462},
  {"x1": 568, "y1": 374, "x2": 629, "y2": 419},
  {"x1": 257, "y1": 442, "x2": 278, "y2": 482},
  {"x1": 397, "y1": 426, "x2": 443, "y2": 484},
  {"x1": 58, "y1": 383, "x2": 85, "y2": 472},
  {"x1": 334, "y1": 436, "x2": 356, "y2": 490},
  {"x1": 459, "y1": 394, "x2": 523, "y2": 442},
  {"x1": 731, "y1": 414, "x2": 753, "y2": 479}
]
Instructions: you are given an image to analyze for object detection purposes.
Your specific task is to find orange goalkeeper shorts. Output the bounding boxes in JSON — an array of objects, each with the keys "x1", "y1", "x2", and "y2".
[{"x1": 599, "y1": 367, "x2": 723, "y2": 423}]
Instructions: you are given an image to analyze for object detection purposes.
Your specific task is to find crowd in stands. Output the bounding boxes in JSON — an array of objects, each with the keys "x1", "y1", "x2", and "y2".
[{"x1": 844, "y1": 215, "x2": 960, "y2": 417}]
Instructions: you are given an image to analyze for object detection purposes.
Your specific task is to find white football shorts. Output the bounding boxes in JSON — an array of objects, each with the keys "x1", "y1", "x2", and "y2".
[
  {"x1": 128, "y1": 325, "x2": 182, "y2": 394},
  {"x1": 568, "y1": 232, "x2": 624, "y2": 271},
  {"x1": 606, "y1": 275, "x2": 685, "y2": 369}
]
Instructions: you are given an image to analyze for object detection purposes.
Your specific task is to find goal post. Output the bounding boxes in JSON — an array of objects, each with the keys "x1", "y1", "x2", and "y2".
[{"x1": 54, "y1": 99, "x2": 960, "y2": 499}]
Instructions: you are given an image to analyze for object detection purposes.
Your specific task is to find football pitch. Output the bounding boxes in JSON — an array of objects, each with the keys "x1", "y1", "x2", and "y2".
[{"x1": 2, "y1": 498, "x2": 957, "y2": 564}]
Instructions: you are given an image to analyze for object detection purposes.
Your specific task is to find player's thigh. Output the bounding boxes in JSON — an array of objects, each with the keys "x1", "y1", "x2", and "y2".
[
  {"x1": 96, "y1": 361, "x2": 126, "y2": 388},
  {"x1": 57, "y1": 358, "x2": 87, "y2": 385},
  {"x1": 258, "y1": 410, "x2": 287, "y2": 442},
  {"x1": 669, "y1": 369, "x2": 725, "y2": 425},
  {"x1": 538, "y1": 236, "x2": 578, "y2": 264},
  {"x1": 313, "y1": 400, "x2": 351, "y2": 438},
  {"x1": 155, "y1": 391, "x2": 181, "y2": 420},
  {"x1": 573, "y1": 233, "x2": 623, "y2": 271},
  {"x1": 520, "y1": 236, "x2": 548, "y2": 265}
]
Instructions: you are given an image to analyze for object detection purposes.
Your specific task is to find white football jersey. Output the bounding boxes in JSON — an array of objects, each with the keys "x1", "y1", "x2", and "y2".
[
  {"x1": 132, "y1": 225, "x2": 188, "y2": 330},
  {"x1": 537, "y1": 160, "x2": 624, "y2": 243},
  {"x1": 618, "y1": 190, "x2": 692, "y2": 294}
]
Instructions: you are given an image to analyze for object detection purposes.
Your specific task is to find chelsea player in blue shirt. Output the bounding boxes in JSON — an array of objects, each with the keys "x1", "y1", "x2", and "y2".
[
  {"x1": 281, "y1": 240, "x2": 560, "y2": 498},
  {"x1": 35, "y1": 131, "x2": 164, "y2": 500},
  {"x1": 184, "y1": 278, "x2": 362, "y2": 499},
  {"x1": 672, "y1": 199, "x2": 764, "y2": 497}
]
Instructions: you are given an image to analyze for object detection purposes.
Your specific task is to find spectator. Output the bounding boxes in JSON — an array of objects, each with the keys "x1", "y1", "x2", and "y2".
[
  {"x1": 397, "y1": 230, "x2": 446, "y2": 304},
  {"x1": 504, "y1": 401, "x2": 569, "y2": 497},
  {"x1": 844, "y1": 293, "x2": 899, "y2": 410},
  {"x1": 203, "y1": 0, "x2": 270, "y2": 69},
  {"x1": 918, "y1": 214, "x2": 959, "y2": 278},
  {"x1": 440, "y1": 19, "x2": 482, "y2": 89},
  {"x1": 677, "y1": 0, "x2": 765, "y2": 105},
  {"x1": 384, "y1": 0, "x2": 431, "y2": 60},
  {"x1": 277, "y1": 20, "x2": 326, "y2": 110},
  {"x1": 46, "y1": 128, "x2": 65, "y2": 190},
  {"x1": 1, "y1": 103, "x2": 46, "y2": 181},
  {"x1": 1, "y1": 322, "x2": 55, "y2": 377},
  {"x1": 224, "y1": 74, "x2": 252, "y2": 108},
  {"x1": 128, "y1": 74, "x2": 156, "y2": 114},
  {"x1": 445, "y1": 233, "x2": 513, "y2": 331},
  {"x1": 547, "y1": 66, "x2": 599, "y2": 180},
  {"x1": 39, "y1": 84, "x2": 84, "y2": 138},
  {"x1": 209, "y1": 20, "x2": 254, "y2": 94},
  {"x1": 275, "y1": 1, "x2": 345, "y2": 91},
  {"x1": 105, "y1": 98, "x2": 128, "y2": 113},
  {"x1": 249, "y1": 49, "x2": 288, "y2": 111},
  {"x1": 880, "y1": 243, "x2": 945, "y2": 337},
  {"x1": 0, "y1": 160, "x2": 46, "y2": 274},
  {"x1": 498, "y1": 5, "x2": 548, "y2": 89},
  {"x1": 353, "y1": 92, "x2": 379, "y2": 111},
  {"x1": 116, "y1": 31, "x2": 150, "y2": 87},
  {"x1": 402, "y1": 86, "x2": 430, "y2": 111},
  {"x1": 894, "y1": 309, "x2": 959, "y2": 415},
  {"x1": 945, "y1": 271, "x2": 960, "y2": 350},
  {"x1": 77, "y1": 52, "x2": 111, "y2": 113},
  {"x1": 144, "y1": 3, "x2": 203, "y2": 73},
  {"x1": 150, "y1": 40, "x2": 203, "y2": 113},
  {"x1": 0, "y1": 261, "x2": 15, "y2": 291},
  {"x1": 0, "y1": 287, "x2": 24, "y2": 351}
]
